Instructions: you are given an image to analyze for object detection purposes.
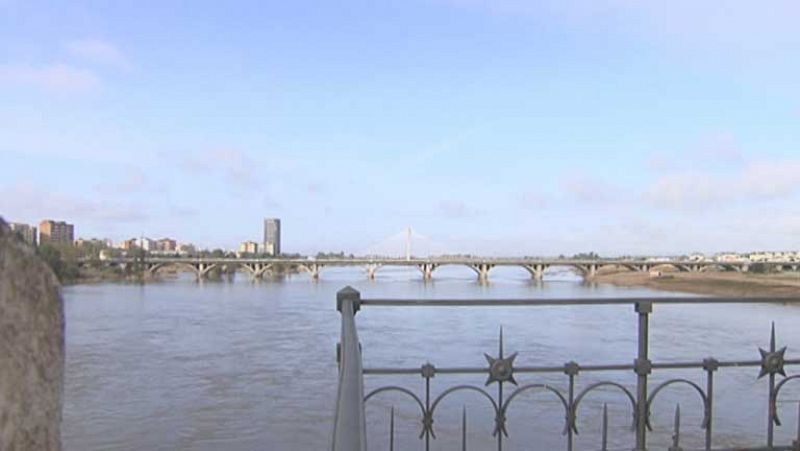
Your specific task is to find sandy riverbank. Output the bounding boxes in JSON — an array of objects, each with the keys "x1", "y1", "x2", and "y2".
[{"x1": 595, "y1": 269, "x2": 800, "y2": 297}]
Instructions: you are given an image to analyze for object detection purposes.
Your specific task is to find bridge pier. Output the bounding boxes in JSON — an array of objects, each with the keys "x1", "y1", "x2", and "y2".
[
  {"x1": 196, "y1": 262, "x2": 216, "y2": 281},
  {"x1": 418, "y1": 263, "x2": 438, "y2": 282},
  {"x1": 240, "y1": 263, "x2": 259, "y2": 281},
  {"x1": 475, "y1": 263, "x2": 494, "y2": 284},
  {"x1": 254, "y1": 263, "x2": 273, "y2": 280},
  {"x1": 522, "y1": 264, "x2": 548, "y2": 281},
  {"x1": 366, "y1": 264, "x2": 381, "y2": 280},
  {"x1": 576, "y1": 263, "x2": 599, "y2": 279},
  {"x1": 306, "y1": 263, "x2": 323, "y2": 281}
]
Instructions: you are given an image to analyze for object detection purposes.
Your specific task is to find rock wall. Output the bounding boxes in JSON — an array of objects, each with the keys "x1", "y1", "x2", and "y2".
[{"x1": 0, "y1": 218, "x2": 64, "y2": 451}]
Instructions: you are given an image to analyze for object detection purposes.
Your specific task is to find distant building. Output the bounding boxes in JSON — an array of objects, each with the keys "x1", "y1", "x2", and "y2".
[
  {"x1": 39, "y1": 220, "x2": 74, "y2": 245},
  {"x1": 119, "y1": 238, "x2": 138, "y2": 251},
  {"x1": 157, "y1": 238, "x2": 177, "y2": 252},
  {"x1": 177, "y1": 243, "x2": 196, "y2": 255},
  {"x1": 240, "y1": 241, "x2": 259, "y2": 254},
  {"x1": 137, "y1": 238, "x2": 157, "y2": 252},
  {"x1": 75, "y1": 238, "x2": 110, "y2": 248},
  {"x1": 263, "y1": 218, "x2": 281, "y2": 256},
  {"x1": 715, "y1": 253, "x2": 744, "y2": 263},
  {"x1": 9, "y1": 222, "x2": 37, "y2": 246}
]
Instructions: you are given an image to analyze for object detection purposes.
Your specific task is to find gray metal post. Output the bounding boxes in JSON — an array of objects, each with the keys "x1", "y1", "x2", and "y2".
[
  {"x1": 634, "y1": 301, "x2": 652, "y2": 450},
  {"x1": 703, "y1": 358, "x2": 718, "y2": 450},
  {"x1": 332, "y1": 286, "x2": 366, "y2": 451}
]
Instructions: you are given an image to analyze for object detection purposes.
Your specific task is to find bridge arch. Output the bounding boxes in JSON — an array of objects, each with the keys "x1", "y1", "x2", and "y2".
[{"x1": 148, "y1": 261, "x2": 201, "y2": 277}]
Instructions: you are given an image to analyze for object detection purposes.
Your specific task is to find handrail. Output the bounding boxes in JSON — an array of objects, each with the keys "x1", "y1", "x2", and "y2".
[
  {"x1": 359, "y1": 296, "x2": 800, "y2": 307},
  {"x1": 335, "y1": 291, "x2": 800, "y2": 450},
  {"x1": 331, "y1": 286, "x2": 367, "y2": 451}
]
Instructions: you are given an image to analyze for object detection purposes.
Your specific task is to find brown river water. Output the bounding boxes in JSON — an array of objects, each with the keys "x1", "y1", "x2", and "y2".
[{"x1": 62, "y1": 266, "x2": 800, "y2": 450}]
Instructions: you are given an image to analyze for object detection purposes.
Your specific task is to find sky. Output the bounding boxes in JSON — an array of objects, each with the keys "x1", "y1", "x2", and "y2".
[{"x1": 2, "y1": 0, "x2": 800, "y2": 256}]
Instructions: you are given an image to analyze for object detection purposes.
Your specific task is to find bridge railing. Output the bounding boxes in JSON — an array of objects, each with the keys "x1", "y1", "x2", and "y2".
[
  {"x1": 332, "y1": 287, "x2": 367, "y2": 451},
  {"x1": 332, "y1": 288, "x2": 800, "y2": 451}
]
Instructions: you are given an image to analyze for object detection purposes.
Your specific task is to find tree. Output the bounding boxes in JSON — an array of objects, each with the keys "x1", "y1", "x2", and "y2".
[
  {"x1": 37, "y1": 243, "x2": 80, "y2": 283},
  {"x1": 573, "y1": 252, "x2": 600, "y2": 260}
]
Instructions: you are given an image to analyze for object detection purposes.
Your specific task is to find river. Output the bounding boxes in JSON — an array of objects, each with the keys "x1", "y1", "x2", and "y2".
[{"x1": 62, "y1": 266, "x2": 800, "y2": 450}]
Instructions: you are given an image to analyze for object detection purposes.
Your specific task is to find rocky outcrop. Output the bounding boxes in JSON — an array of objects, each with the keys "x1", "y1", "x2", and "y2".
[{"x1": 0, "y1": 218, "x2": 64, "y2": 451}]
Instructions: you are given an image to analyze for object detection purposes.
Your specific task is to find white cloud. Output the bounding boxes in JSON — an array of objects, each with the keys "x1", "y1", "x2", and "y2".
[
  {"x1": 181, "y1": 149, "x2": 264, "y2": 194},
  {"x1": 517, "y1": 191, "x2": 549, "y2": 210},
  {"x1": 647, "y1": 135, "x2": 744, "y2": 172},
  {"x1": 645, "y1": 172, "x2": 729, "y2": 210},
  {"x1": 0, "y1": 182, "x2": 148, "y2": 225},
  {"x1": 560, "y1": 173, "x2": 628, "y2": 205},
  {"x1": 645, "y1": 159, "x2": 800, "y2": 210},
  {"x1": 93, "y1": 168, "x2": 152, "y2": 194},
  {"x1": 740, "y1": 160, "x2": 800, "y2": 199},
  {"x1": 65, "y1": 39, "x2": 131, "y2": 69},
  {"x1": 0, "y1": 63, "x2": 100, "y2": 94}
]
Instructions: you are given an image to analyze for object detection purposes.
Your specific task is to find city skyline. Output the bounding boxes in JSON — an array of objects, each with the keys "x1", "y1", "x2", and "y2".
[{"x1": 3, "y1": 1, "x2": 800, "y2": 255}]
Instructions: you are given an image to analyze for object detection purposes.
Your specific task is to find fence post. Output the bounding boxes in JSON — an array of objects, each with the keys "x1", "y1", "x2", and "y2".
[
  {"x1": 332, "y1": 286, "x2": 366, "y2": 451},
  {"x1": 634, "y1": 301, "x2": 652, "y2": 451}
]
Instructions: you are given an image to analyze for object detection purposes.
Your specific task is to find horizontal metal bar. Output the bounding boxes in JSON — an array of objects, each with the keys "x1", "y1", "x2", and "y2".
[
  {"x1": 360, "y1": 296, "x2": 800, "y2": 307},
  {"x1": 684, "y1": 447, "x2": 796, "y2": 451},
  {"x1": 363, "y1": 359, "x2": 800, "y2": 376}
]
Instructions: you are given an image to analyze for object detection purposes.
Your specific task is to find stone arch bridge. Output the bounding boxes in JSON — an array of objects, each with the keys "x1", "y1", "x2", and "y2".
[{"x1": 83, "y1": 257, "x2": 798, "y2": 283}]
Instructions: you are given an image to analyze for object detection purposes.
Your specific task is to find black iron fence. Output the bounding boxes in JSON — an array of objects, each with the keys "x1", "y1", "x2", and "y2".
[{"x1": 332, "y1": 287, "x2": 800, "y2": 450}]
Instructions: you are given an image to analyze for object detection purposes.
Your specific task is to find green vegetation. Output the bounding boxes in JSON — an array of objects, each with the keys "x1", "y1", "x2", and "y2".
[
  {"x1": 572, "y1": 252, "x2": 600, "y2": 260},
  {"x1": 36, "y1": 239, "x2": 127, "y2": 284},
  {"x1": 37, "y1": 243, "x2": 80, "y2": 283},
  {"x1": 315, "y1": 251, "x2": 355, "y2": 259}
]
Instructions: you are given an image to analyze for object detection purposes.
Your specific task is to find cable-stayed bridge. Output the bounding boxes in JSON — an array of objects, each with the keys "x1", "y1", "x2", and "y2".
[{"x1": 359, "y1": 227, "x2": 450, "y2": 259}]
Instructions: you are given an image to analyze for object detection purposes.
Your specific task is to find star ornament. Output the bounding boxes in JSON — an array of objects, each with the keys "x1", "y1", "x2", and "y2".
[
  {"x1": 758, "y1": 346, "x2": 787, "y2": 379},
  {"x1": 485, "y1": 352, "x2": 518, "y2": 386}
]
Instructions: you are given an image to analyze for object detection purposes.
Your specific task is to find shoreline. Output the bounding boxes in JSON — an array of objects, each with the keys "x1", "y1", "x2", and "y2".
[{"x1": 595, "y1": 270, "x2": 800, "y2": 297}]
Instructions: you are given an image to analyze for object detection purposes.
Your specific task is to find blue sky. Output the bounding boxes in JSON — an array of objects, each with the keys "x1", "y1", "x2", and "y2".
[{"x1": 2, "y1": 0, "x2": 800, "y2": 256}]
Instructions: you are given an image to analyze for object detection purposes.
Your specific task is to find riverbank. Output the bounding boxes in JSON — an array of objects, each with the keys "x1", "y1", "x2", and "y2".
[{"x1": 595, "y1": 270, "x2": 800, "y2": 297}]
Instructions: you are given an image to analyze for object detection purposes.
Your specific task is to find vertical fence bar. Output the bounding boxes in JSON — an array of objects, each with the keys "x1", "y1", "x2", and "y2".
[
  {"x1": 462, "y1": 406, "x2": 467, "y2": 451},
  {"x1": 703, "y1": 358, "x2": 718, "y2": 451},
  {"x1": 669, "y1": 404, "x2": 681, "y2": 451},
  {"x1": 425, "y1": 373, "x2": 431, "y2": 451},
  {"x1": 768, "y1": 323, "x2": 777, "y2": 448},
  {"x1": 634, "y1": 301, "x2": 652, "y2": 451},
  {"x1": 565, "y1": 362, "x2": 579, "y2": 451},
  {"x1": 567, "y1": 372, "x2": 574, "y2": 451},
  {"x1": 601, "y1": 403, "x2": 608, "y2": 451},
  {"x1": 496, "y1": 380, "x2": 504, "y2": 451},
  {"x1": 389, "y1": 406, "x2": 395, "y2": 451},
  {"x1": 794, "y1": 402, "x2": 800, "y2": 450},
  {"x1": 332, "y1": 287, "x2": 366, "y2": 451}
]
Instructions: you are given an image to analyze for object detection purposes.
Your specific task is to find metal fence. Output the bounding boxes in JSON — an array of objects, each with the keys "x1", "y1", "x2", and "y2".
[{"x1": 331, "y1": 286, "x2": 800, "y2": 450}]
